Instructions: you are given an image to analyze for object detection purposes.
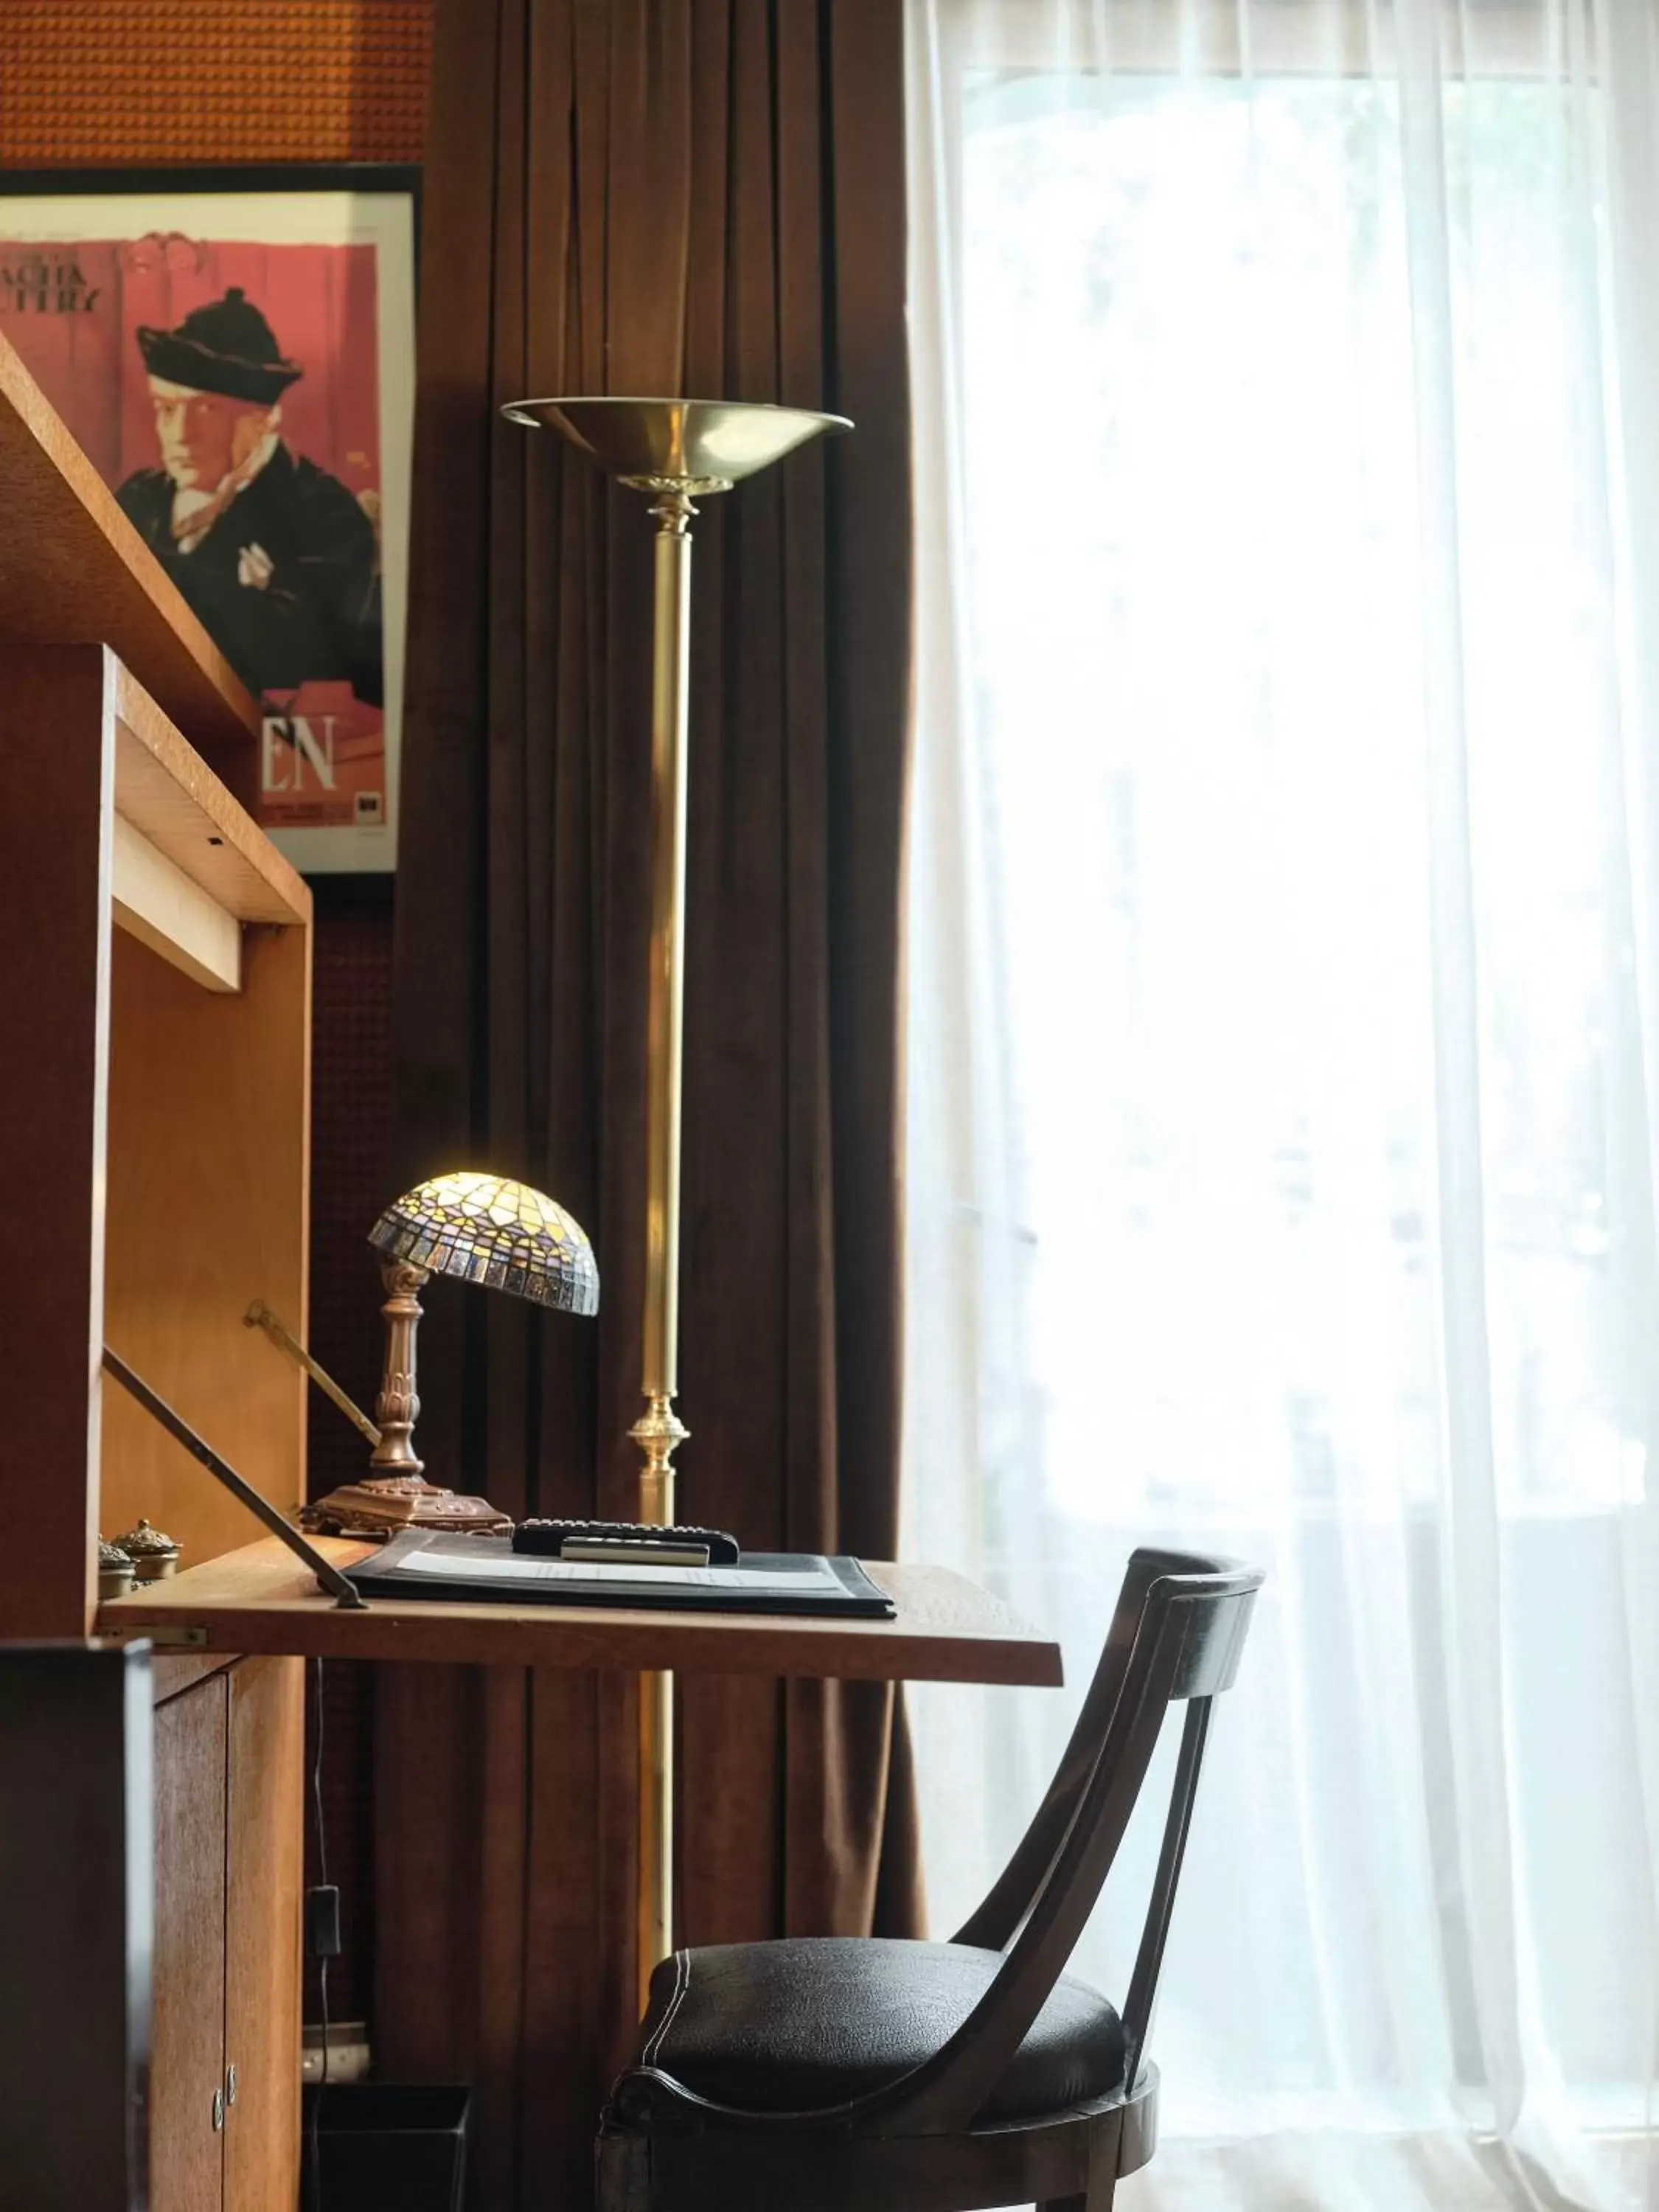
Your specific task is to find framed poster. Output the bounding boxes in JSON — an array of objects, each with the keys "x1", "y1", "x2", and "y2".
[{"x1": 0, "y1": 165, "x2": 418, "y2": 874}]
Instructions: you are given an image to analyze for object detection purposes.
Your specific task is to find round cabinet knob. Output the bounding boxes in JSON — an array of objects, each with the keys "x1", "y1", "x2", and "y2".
[
  {"x1": 212, "y1": 2088, "x2": 224, "y2": 2132},
  {"x1": 226, "y1": 2062, "x2": 238, "y2": 2107}
]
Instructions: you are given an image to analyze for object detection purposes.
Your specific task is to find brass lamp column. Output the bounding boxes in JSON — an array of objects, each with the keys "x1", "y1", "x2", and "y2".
[
  {"x1": 501, "y1": 397, "x2": 851, "y2": 2008},
  {"x1": 634, "y1": 478, "x2": 693, "y2": 1529}
]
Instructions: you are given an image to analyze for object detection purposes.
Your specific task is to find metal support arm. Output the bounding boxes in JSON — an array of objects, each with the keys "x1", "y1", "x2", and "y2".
[{"x1": 101, "y1": 1348, "x2": 368, "y2": 1610}]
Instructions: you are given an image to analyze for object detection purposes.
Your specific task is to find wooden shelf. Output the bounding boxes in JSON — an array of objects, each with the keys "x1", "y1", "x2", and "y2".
[
  {"x1": 0, "y1": 331, "x2": 259, "y2": 798},
  {"x1": 98, "y1": 1539, "x2": 1066, "y2": 1688},
  {"x1": 113, "y1": 660, "x2": 305, "y2": 926},
  {"x1": 110, "y1": 656, "x2": 307, "y2": 992}
]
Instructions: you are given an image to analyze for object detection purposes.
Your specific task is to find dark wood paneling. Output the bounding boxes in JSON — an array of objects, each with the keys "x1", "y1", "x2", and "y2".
[
  {"x1": 0, "y1": 645, "x2": 110, "y2": 1638},
  {"x1": 306, "y1": 878, "x2": 394, "y2": 2025},
  {"x1": 0, "y1": 1646, "x2": 150, "y2": 2211}
]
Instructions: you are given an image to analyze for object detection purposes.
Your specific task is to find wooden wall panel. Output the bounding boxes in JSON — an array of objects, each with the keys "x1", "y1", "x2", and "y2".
[{"x1": 103, "y1": 919, "x2": 311, "y2": 1566}]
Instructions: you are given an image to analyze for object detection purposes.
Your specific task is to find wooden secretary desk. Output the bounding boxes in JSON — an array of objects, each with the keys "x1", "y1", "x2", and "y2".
[{"x1": 0, "y1": 332, "x2": 310, "y2": 2212}]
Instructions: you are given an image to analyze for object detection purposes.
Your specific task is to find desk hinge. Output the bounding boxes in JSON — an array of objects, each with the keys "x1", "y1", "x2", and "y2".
[{"x1": 103, "y1": 1624, "x2": 209, "y2": 1649}]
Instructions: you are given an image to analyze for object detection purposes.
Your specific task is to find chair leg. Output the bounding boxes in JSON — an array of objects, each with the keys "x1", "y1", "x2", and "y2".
[
  {"x1": 1084, "y1": 2110, "x2": 1121, "y2": 2210},
  {"x1": 1042, "y1": 2121, "x2": 1121, "y2": 2210},
  {"x1": 1055, "y1": 2159, "x2": 1112, "y2": 2210},
  {"x1": 595, "y1": 2124, "x2": 650, "y2": 2212}
]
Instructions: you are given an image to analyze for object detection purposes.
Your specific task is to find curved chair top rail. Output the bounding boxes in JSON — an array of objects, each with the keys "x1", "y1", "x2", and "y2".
[{"x1": 956, "y1": 1548, "x2": 1251, "y2": 1954}]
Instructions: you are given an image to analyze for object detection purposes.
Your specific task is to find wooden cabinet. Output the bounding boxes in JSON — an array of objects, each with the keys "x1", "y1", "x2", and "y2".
[
  {"x1": 226, "y1": 1656, "x2": 305, "y2": 2212},
  {"x1": 0, "y1": 325, "x2": 311, "y2": 2210},
  {"x1": 153, "y1": 1672, "x2": 231, "y2": 2212},
  {"x1": 153, "y1": 1658, "x2": 303, "y2": 2212}
]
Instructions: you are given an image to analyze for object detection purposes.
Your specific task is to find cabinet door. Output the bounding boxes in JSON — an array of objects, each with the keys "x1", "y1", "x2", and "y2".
[
  {"x1": 153, "y1": 1673, "x2": 229, "y2": 2212},
  {"x1": 225, "y1": 1656, "x2": 304, "y2": 2212}
]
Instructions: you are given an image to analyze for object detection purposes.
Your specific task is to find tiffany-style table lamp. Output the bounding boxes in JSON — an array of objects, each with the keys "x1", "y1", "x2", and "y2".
[
  {"x1": 304, "y1": 1170, "x2": 599, "y2": 1538},
  {"x1": 498, "y1": 396, "x2": 850, "y2": 2006}
]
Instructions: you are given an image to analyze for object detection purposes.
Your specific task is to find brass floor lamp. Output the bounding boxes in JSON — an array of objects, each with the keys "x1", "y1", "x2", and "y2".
[{"x1": 501, "y1": 397, "x2": 850, "y2": 2008}]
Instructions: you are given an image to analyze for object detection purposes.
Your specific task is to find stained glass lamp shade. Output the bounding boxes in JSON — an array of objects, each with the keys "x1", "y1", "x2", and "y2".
[
  {"x1": 302, "y1": 1171, "x2": 599, "y2": 1538},
  {"x1": 369, "y1": 1171, "x2": 599, "y2": 1315}
]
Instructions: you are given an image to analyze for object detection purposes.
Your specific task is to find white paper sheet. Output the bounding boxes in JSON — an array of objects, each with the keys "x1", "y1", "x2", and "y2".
[{"x1": 394, "y1": 1548, "x2": 849, "y2": 1598}]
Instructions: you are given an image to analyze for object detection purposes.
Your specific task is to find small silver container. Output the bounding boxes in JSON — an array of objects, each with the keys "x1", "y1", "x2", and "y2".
[
  {"x1": 111, "y1": 1517, "x2": 181, "y2": 1582},
  {"x1": 97, "y1": 1539, "x2": 136, "y2": 1601}
]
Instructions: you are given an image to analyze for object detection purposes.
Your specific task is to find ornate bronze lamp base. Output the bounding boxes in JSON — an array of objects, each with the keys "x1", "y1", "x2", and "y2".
[
  {"x1": 299, "y1": 1476, "x2": 511, "y2": 1540},
  {"x1": 301, "y1": 1259, "x2": 511, "y2": 1540}
]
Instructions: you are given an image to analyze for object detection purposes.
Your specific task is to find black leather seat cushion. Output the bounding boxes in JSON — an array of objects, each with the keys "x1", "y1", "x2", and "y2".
[{"x1": 636, "y1": 1938, "x2": 1125, "y2": 2123}]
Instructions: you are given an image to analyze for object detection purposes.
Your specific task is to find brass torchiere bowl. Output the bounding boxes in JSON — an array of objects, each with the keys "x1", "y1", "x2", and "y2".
[
  {"x1": 499, "y1": 394, "x2": 849, "y2": 493},
  {"x1": 501, "y1": 395, "x2": 852, "y2": 2005}
]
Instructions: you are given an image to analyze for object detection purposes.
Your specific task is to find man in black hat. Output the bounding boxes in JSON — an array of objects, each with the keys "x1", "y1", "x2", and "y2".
[{"x1": 116, "y1": 287, "x2": 383, "y2": 708}]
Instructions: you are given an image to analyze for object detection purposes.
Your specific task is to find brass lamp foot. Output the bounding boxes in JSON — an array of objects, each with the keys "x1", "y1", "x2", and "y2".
[{"x1": 299, "y1": 1477, "x2": 512, "y2": 1540}]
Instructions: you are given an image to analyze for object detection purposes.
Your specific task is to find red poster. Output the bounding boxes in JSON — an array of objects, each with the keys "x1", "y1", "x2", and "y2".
[{"x1": 0, "y1": 184, "x2": 416, "y2": 873}]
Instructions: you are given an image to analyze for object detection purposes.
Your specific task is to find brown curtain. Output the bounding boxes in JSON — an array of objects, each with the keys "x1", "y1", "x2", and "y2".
[{"x1": 378, "y1": 4, "x2": 919, "y2": 2204}]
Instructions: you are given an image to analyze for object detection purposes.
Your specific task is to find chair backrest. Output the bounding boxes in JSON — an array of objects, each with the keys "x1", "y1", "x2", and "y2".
[{"x1": 884, "y1": 1548, "x2": 1261, "y2": 2132}]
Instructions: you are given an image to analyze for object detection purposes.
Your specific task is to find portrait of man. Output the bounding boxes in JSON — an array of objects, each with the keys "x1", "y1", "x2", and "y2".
[
  {"x1": 0, "y1": 176, "x2": 414, "y2": 868},
  {"x1": 115, "y1": 285, "x2": 383, "y2": 710}
]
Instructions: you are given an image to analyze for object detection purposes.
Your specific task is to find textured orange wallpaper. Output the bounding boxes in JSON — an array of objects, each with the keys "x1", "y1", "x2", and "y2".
[{"x1": 0, "y1": 0, "x2": 432, "y2": 166}]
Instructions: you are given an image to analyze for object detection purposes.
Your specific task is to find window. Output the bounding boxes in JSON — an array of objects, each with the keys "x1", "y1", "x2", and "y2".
[{"x1": 904, "y1": 14, "x2": 1659, "y2": 2190}]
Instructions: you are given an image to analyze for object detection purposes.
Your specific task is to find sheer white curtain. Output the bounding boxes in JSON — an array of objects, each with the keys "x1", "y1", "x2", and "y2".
[{"x1": 902, "y1": 1, "x2": 1659, "y2": 2205}]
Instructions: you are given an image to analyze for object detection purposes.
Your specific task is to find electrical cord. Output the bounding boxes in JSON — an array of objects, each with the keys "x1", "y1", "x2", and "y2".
[{"x1": 307, "y1": 1655, "x2": 330, "y2": 2210}]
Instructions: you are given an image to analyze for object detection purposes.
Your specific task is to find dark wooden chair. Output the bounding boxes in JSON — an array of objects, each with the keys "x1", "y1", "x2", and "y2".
[{"x1": 596, "y1": 1547, "x2": 1263, "y2": 2212}]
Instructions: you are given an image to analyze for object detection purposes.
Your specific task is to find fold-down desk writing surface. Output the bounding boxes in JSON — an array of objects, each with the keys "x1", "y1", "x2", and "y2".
[{"x1": 96, "y1": 1538, "x2": 1064, "y2": 1688}]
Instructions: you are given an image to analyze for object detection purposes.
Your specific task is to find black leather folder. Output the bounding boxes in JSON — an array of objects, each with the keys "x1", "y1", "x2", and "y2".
[{"x1": 344, "y1": 1528, "x2": 897, "y2": 1618}]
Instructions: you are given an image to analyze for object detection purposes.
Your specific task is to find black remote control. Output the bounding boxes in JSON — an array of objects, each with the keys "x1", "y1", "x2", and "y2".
[{"x1": 512, "y1": 1517, "x2": 742, "y2": 1566}]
